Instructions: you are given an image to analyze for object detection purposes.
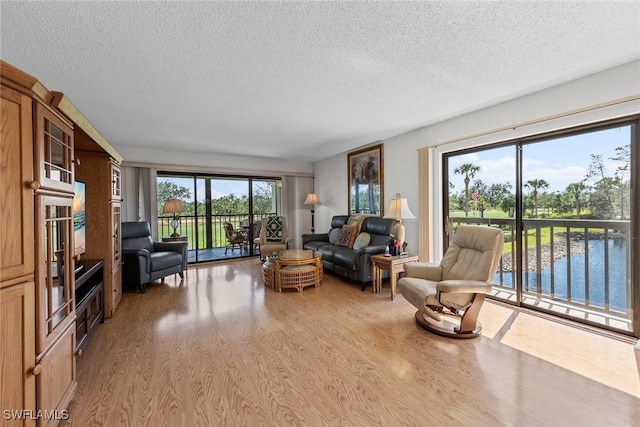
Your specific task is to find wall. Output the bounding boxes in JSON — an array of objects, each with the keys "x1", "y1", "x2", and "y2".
[
  {"x1": 116, "y1": 146, "x2": 313, "y2": 176},
  {"x1": 313, "y1": 60, "x2": 640, "y2": 259}
]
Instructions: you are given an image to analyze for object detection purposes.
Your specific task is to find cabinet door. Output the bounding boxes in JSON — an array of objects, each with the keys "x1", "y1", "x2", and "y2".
[
  {"x1": 33, "y1": 103, "x2": 74, "y2": 194},
  {"x1": 0, "y1": 85, "x2": 35, "y2": 285},
  {"x1": 105, "y1": 203, "x2": 122, "y2": 316},
  {"x1": 110, "y1": 162, "x2": 121, "y2": 200},
  {"x1": 35, "y1": 195, "x2": 75, "y2": 355},
  {"x1": 35, "y1": 323, "x2": 76, "y2": 427},
  {"x1": 0, "y1": 282, "x2": 36, "y2": 427}
]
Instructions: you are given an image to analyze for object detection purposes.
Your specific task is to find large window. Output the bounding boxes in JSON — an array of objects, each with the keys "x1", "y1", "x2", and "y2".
[
  {"x1": 157, "y1": 173, "x2": 281, "y2": 263},
  {"x1": 444, "y1": 119, "x2": 637, "y2": 335}
]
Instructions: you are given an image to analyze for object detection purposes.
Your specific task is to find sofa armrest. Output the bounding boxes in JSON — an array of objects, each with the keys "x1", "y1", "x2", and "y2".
[
  {"x1": 357, "y1": 245, "x2": 388, "y2": 255},
  {"x1": 437, "y1": 280, "x2": 493, "y2": 294},
  {"x1": 301, "y1": 233, "x2": 329, "y2": 246}
]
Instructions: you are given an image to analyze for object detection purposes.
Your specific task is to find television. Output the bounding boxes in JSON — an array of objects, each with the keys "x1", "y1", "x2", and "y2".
[{"x1": 73, "y1": 181, "x2": 86, "y2": 258}]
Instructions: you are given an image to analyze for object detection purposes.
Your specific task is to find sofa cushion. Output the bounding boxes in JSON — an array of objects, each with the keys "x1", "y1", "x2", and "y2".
[
  {"x1": 333, "y1": 247, "x2": 358, "y2": 271},
  {"x1": 318, "y1": 245, "x2": 337, "y2": 263},
  {"x1": 352, "y1": 232, "x2": 371, "y2": 250},
  {"x1": 150, "y1": 251, "x2": 183, "y2": 271},
  {"x1": 328, "y1": 228, "x2": 340, "y2": 244},
  {"x1": 304, "y1": 240, "x2": 331, "y2": 252},
  {"x1": 335, "y1": 225, "x2": 358, "y2": 248}
]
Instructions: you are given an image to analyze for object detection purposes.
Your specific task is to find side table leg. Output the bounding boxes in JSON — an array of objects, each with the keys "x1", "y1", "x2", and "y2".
[{"x1": 390, "y1": 270, "x2": 397, "y2": 301}]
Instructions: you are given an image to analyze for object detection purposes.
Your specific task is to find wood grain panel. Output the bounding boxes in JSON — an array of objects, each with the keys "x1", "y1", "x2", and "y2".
[
  {"x1": 61, "y1": 259, "x2": 640, "y2": 427},
  {"x1": 36, "y1": 324, "x2": 76, "y2": 427},
  {"x1": 0, "y1": 282, "x2": 35, "y2": 427},
  {"x1": 0, "y1": 85, "x2": 34, "y2": 284}
]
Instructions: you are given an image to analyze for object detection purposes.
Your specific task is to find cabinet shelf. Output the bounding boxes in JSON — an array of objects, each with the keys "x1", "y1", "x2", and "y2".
[{"x1": 74, "y1": 259, "x2": 104, "y2": 353}]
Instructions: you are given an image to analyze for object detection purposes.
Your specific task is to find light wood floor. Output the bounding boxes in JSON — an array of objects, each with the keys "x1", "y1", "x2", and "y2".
[{"x1": 63, "y1": 259, "x2": 640, "y2": 426}]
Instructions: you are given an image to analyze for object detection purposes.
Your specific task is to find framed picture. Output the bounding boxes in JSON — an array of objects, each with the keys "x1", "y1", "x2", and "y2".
[{"x1": 348, "y1": 143, "x2": 383, "y2": 216}]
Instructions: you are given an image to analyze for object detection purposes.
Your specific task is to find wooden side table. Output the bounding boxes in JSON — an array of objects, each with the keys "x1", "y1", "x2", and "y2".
[
  {"x1": 371, "y1": 254, "x2": 419, "y2": 300},
  {"x1": 162, "y1": 235, "x2": 187, "y2": 243}
]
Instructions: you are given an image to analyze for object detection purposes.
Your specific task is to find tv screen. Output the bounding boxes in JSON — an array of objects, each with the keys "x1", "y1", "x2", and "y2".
[{"x1": 73, "y1": 181, "x2": 86, "y2": 257}]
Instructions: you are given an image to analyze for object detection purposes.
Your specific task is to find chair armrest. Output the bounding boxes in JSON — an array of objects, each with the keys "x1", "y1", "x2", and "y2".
[
  {"x1": 301, "y1": 233, "x2": 329, "y2": 245},
  {"x1": 437, "y1": 280, "x2": 493, "y2": 294},
  {"x1": 404, "y1": 262, "x2": 442, "y2": 281},
  {"x1": 123, "y1": 248, "x2": 151, "y2": 259},
  {"x1": 153, "y1": 241, "x2": 188, "y2": 253}
]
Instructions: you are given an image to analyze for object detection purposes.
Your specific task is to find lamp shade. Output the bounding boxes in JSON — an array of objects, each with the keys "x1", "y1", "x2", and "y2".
[
  {"x1": 383, "y1": 193, "x2": 415, "y2": 220},
  {"x1": 303, "y1": 191, "x2": 321, "y2": 206},
  {"x1": 163, "y1": 199, "x2": 185, "y2": 214}
]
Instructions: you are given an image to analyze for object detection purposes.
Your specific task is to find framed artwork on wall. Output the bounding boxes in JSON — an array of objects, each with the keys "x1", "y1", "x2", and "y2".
[{"x1": 348, "y1": 143, "x2": 383, "y2": 216}]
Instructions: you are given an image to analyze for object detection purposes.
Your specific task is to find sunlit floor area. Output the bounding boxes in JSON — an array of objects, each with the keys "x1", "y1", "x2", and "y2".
[
  {"x1": 491, "y1": 287, "x2": 632, "y2": 332},
  {"x1": 64, "y1": 258, "x2": 640, "y2": 426}
]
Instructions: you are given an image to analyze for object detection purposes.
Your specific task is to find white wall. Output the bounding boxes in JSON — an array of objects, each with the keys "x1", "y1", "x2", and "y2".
[
  {"x1": 116, "y1": 146, "x2": 313, "y2": 176},
  {"x1": 313, "y1": 60, "x2": 640, "y2": 258}
]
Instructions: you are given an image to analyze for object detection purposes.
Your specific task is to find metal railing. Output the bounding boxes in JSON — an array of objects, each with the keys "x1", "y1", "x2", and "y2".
[
  {"x1": 449, "y1": 217, "x2": 633, "y2": 325},
  {"x1": 158, "y1": 212, "x2": 276, "y2": 251}
]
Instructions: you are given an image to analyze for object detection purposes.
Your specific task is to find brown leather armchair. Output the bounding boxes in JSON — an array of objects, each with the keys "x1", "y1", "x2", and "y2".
[{"x1": 398, "y1": 225, "x2": 503, "y2": 338}]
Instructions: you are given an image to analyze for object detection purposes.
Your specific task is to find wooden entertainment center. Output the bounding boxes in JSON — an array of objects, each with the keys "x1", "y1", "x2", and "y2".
[{"x1": 0, "y1": 60, "x2": 122, "y2": 426}]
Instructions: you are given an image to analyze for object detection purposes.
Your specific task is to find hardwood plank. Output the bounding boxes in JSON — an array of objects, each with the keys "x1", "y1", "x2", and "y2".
[{"x1": 63, "y1": 259, "x2": 640, "y2": 426}]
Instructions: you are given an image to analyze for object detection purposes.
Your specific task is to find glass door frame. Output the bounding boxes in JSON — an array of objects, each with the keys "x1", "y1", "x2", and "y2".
[{"x1": 442, "y1": 116, "x2": 639, "y2": 337}]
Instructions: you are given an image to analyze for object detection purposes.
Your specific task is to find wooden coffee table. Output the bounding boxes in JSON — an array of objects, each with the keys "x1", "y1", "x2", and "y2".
[
  {"x1": 263, "y1": 249, "x2": 323, "y2": 292},
  {"x1": 371, "y1": 253, "x2": 418, "y2": 300}
]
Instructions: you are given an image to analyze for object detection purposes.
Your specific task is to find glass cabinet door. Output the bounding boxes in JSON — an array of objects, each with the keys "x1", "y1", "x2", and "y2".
[
  {"x1": 112, "y1": 203, "x2": 121, "y2": 267},
  {"x1": 36, "y1": 195, "x2": 75, "y2": 355},
  {"x1": 111, "y1": 163, "x2": 121, "y2": 200},
  {"x1": 35, "y1": 103, "x2": 74, "y2": 193}
]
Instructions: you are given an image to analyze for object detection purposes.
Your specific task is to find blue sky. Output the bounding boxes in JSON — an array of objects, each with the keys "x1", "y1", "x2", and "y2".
[{"x1": 449, "y1": 125, "x2": 631, "y2": 193}]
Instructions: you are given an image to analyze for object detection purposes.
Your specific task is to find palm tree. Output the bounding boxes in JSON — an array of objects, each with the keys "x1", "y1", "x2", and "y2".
[
  {"x1": 566, "y1": 182, "x2": 586, "y2": 218},
  {"x1": 524, "y1": 179, "x2": 549, "y2": 217},
  {"x1": 454, "y1": 163, "x2": 480, "y2": 217}
]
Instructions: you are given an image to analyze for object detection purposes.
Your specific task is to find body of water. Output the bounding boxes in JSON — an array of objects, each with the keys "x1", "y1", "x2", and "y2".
[{"x1": 496, "y1": 239, "x2": 630, "y2": 313}]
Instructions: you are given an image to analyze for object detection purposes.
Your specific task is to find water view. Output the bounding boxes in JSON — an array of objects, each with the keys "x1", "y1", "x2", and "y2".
[{"x1": 497, "y1": 238, "x2": 629, "y2": 313}]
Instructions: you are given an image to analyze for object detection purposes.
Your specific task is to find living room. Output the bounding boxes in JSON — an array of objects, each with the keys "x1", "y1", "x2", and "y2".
[{"x1": 2, "y1": 2, "x2": 640, "y2": 426}]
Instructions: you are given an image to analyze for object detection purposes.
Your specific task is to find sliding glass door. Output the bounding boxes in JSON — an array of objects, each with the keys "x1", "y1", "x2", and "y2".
[
  {"x1": 444, "y1": 119, "x2": 637, "y2": 335},
  {"x1": 157, "y1": 173, "x2": 282, "y2": 263}
]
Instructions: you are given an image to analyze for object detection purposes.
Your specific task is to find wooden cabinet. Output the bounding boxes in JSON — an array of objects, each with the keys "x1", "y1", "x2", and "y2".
[
  {"x1": 75, "y1": 152, "x2": 122, "y2": 317},
  {"x1": 35, "y1": 324, "x2": 76, "y2": 427},
  {"x1": 33, "y1": 103, "x2": 74, "y2": 194},
  {"x1": 1, "y1": 79, "x2": 37, "y2": 427},
  {"x1": 0, "y1": 282, "x2": 36, "y2": 427},
  {"x1": 34, "y1": 195, "x2": 75, "y2": 355},
  {"x1": 0, "y1": 84, "x2": 34, "y2": 285},
  {"x1": 1, "y1": 60, "x2": 121, "y2": 426}
]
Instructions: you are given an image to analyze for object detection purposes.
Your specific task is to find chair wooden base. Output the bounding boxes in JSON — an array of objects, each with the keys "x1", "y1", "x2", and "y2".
[{"x1": 414, "y1": 310, "x2": 483, "y2": 339}]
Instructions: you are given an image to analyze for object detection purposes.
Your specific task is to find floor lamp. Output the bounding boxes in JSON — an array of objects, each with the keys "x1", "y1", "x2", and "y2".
[
  {"x1": 303, "y1": 191, "x2": 321, "y2": 233},
  {"x1": 383, "y1": 193, "x2": 415, "y2": 253}
]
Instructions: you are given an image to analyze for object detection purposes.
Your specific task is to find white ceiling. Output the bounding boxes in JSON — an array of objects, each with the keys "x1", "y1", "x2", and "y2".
[{"x1": 1, "y1": 1, "x2": 639, "y2": 163}]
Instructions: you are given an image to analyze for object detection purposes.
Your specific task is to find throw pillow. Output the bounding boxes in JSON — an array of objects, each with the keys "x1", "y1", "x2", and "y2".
[
  {"x1": 266, "y1": 216, "x2": 283, "y2": 242},
  {"x1": 328, "y1": 228, "x2": 340, "y2": 244},
  {"x1": 335, "y1": 225, "x2": 358, "y2": 248},
  {"x1": 352, "y1": 232, "x2": 371, "y2": 250},
  {"x1": 347, "y1": 215, "x2": 367, "y2": 234}
]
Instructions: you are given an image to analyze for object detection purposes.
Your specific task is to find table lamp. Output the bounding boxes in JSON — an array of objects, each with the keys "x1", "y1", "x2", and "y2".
[
  {"x1": 163, "y1": 198, "x2": 185, "y2": 237},
  {"x1": 383, "y1": 193, "x2": 415, "y2": 253}
]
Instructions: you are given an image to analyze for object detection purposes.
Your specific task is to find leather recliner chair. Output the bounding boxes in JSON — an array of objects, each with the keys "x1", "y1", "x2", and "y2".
[
  {"x1": 121, "y1": 221, "x2": 188, "y2": 293},
  {"x1": 398, "y1": 225, "x2": 504, "y2": 338}
]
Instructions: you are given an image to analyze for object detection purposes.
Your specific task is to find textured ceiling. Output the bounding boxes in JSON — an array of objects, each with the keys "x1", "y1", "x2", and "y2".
[{"x1": 1, "y1": 1, "x2": 639, "y2": 162}]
